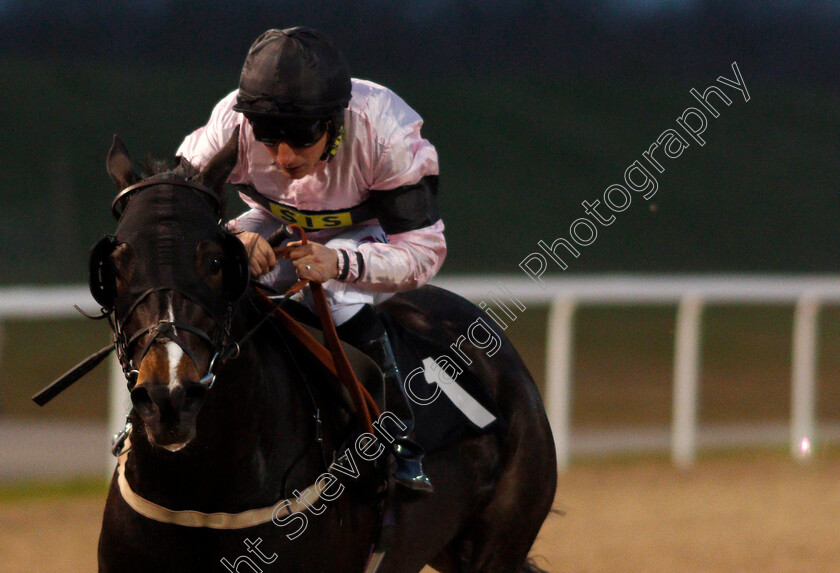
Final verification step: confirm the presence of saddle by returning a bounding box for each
[274,295,502,456]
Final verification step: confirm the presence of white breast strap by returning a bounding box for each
[117,437,320,529]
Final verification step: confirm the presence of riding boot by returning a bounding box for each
[359,332,434,494]
[338,305,434,494]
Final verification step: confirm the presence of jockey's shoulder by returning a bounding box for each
[347,80,424,149]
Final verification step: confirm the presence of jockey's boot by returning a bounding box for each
[338,305,434,494]
[360,332,434,494]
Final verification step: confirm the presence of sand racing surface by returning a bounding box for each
[2,451,838,573]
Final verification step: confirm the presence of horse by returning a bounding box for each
[95,130,557,573]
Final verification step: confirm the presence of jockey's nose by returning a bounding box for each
[268,142,296,166]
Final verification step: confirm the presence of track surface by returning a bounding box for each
[2,452,838,573]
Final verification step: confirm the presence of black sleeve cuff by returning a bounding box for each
[337,249,351,281]
[354,251,365,282]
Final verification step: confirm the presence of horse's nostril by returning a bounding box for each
[130,387,155,416]
[184,384,207,409]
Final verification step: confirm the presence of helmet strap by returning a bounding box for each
[320,122,345,163]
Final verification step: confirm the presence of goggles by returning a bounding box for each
[249,117,329,148]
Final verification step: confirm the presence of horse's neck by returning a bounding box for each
[126,339,320,509]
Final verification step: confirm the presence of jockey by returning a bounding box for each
[176,27,444,493]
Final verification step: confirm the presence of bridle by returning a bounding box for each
[30,174,272,408]
[107,286,239,390]
[33,172,392,564]
[33,174,379,442]
[111,174,224,220]
[90,172,250,391]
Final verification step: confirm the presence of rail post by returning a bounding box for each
[545,295,576,472]
[672,294,704,469]
[790,295,819,460]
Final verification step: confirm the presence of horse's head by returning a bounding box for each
[93,128,249,451]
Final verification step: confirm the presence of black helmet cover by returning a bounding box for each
[234,27,352,120]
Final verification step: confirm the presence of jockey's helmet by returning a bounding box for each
[234,27,351,158]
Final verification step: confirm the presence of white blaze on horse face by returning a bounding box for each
[165,295,183,388]
[167,295,177,333]
[166,341,184,388]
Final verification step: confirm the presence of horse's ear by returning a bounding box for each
[106,135,140,191]
[197,126,240,197]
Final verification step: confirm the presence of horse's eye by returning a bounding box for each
[209,257,223,274]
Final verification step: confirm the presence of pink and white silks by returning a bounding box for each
[177,79,447,324]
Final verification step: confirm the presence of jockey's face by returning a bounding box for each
[250,115,331,180]
[261,133,328,179]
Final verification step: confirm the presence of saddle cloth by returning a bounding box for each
[281,299,503,455]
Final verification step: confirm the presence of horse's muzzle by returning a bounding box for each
[131,382,206,451]
[130,343,208,451]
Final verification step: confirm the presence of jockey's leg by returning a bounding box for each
[315,226,432,494]
[335,304,433,494]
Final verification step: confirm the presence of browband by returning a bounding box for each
[112,174,221,220]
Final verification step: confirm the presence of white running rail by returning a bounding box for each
[431,275,840,470]
[2,275,838,475]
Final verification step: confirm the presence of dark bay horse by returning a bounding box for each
[96,131,557,572]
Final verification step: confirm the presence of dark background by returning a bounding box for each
[0,0,838,284]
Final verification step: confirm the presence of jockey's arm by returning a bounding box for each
[235,221,445,290]
[348,220,446,292]
[339,175,446,292]
[230,175,446,290]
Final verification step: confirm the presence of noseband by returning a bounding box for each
[111,286,238,390]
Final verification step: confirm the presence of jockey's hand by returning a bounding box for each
[278,241,339,283]
[236,231,276,277]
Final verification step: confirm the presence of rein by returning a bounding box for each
[277,225,380,429]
